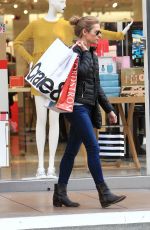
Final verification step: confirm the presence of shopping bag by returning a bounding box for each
[45,57,78,113]
[55,57,78,112]
[25,38,78,102]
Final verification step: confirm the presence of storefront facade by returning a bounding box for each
[144,0,150,175]
[0,0,150,191]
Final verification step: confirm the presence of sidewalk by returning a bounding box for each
[0,188,150,229]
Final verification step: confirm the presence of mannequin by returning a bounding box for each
[34,0,68,178]
[14,0,73,179]
[14,0,133,179]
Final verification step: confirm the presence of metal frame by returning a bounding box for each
[0,176,150,192]
[142,0,150,175]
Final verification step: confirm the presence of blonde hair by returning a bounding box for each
[69,15,100,37]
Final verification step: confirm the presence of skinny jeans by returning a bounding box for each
[58,105,104,185]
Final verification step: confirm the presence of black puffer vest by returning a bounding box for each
[73,45,113,113]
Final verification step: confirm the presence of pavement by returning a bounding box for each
[0,188,150,229]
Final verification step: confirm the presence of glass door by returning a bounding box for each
[1,0,150,181]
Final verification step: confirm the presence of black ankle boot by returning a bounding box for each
[96,182,126,208]
[53,184,80,207]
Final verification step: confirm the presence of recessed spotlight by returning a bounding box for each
[24,10,28,14]
[13,4,18,9]
[112,2,118,8]
[34,0,38,2]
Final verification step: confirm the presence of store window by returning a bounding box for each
[0,0,147,180]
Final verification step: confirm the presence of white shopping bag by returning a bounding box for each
[45,57,78,113]
[25,38,77,102]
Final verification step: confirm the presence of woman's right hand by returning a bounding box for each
[76,40,88,51]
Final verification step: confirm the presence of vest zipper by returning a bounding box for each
[82,82,86,98]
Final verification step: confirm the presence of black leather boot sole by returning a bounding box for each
[101,195,126,208]
[53,197,80,207]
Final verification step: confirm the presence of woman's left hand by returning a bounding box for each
[108,111,117,124]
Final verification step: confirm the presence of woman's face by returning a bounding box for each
[83,23,101,45]
[49,0,66,13]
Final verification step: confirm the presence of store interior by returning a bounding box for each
[0,0,146,180]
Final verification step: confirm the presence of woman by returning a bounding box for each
[53,16,126,208]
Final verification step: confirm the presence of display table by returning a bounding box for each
[8,87,31,93]
[108,96,145,104]
[108,96,145,169]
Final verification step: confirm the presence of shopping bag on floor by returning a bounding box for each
[25,38,78,103]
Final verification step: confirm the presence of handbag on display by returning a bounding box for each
[98,127,125,157]
[91,100,102,129]
[25,38,78,103]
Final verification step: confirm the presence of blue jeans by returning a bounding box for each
[58,105,104,185]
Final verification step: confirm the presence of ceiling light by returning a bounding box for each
[34,0,38,2]
[11,15,15,19]
[24,10,28,14]
[13,4,18,9]
[112,2,118,8]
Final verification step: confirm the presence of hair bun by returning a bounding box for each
[69,16,80,26]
